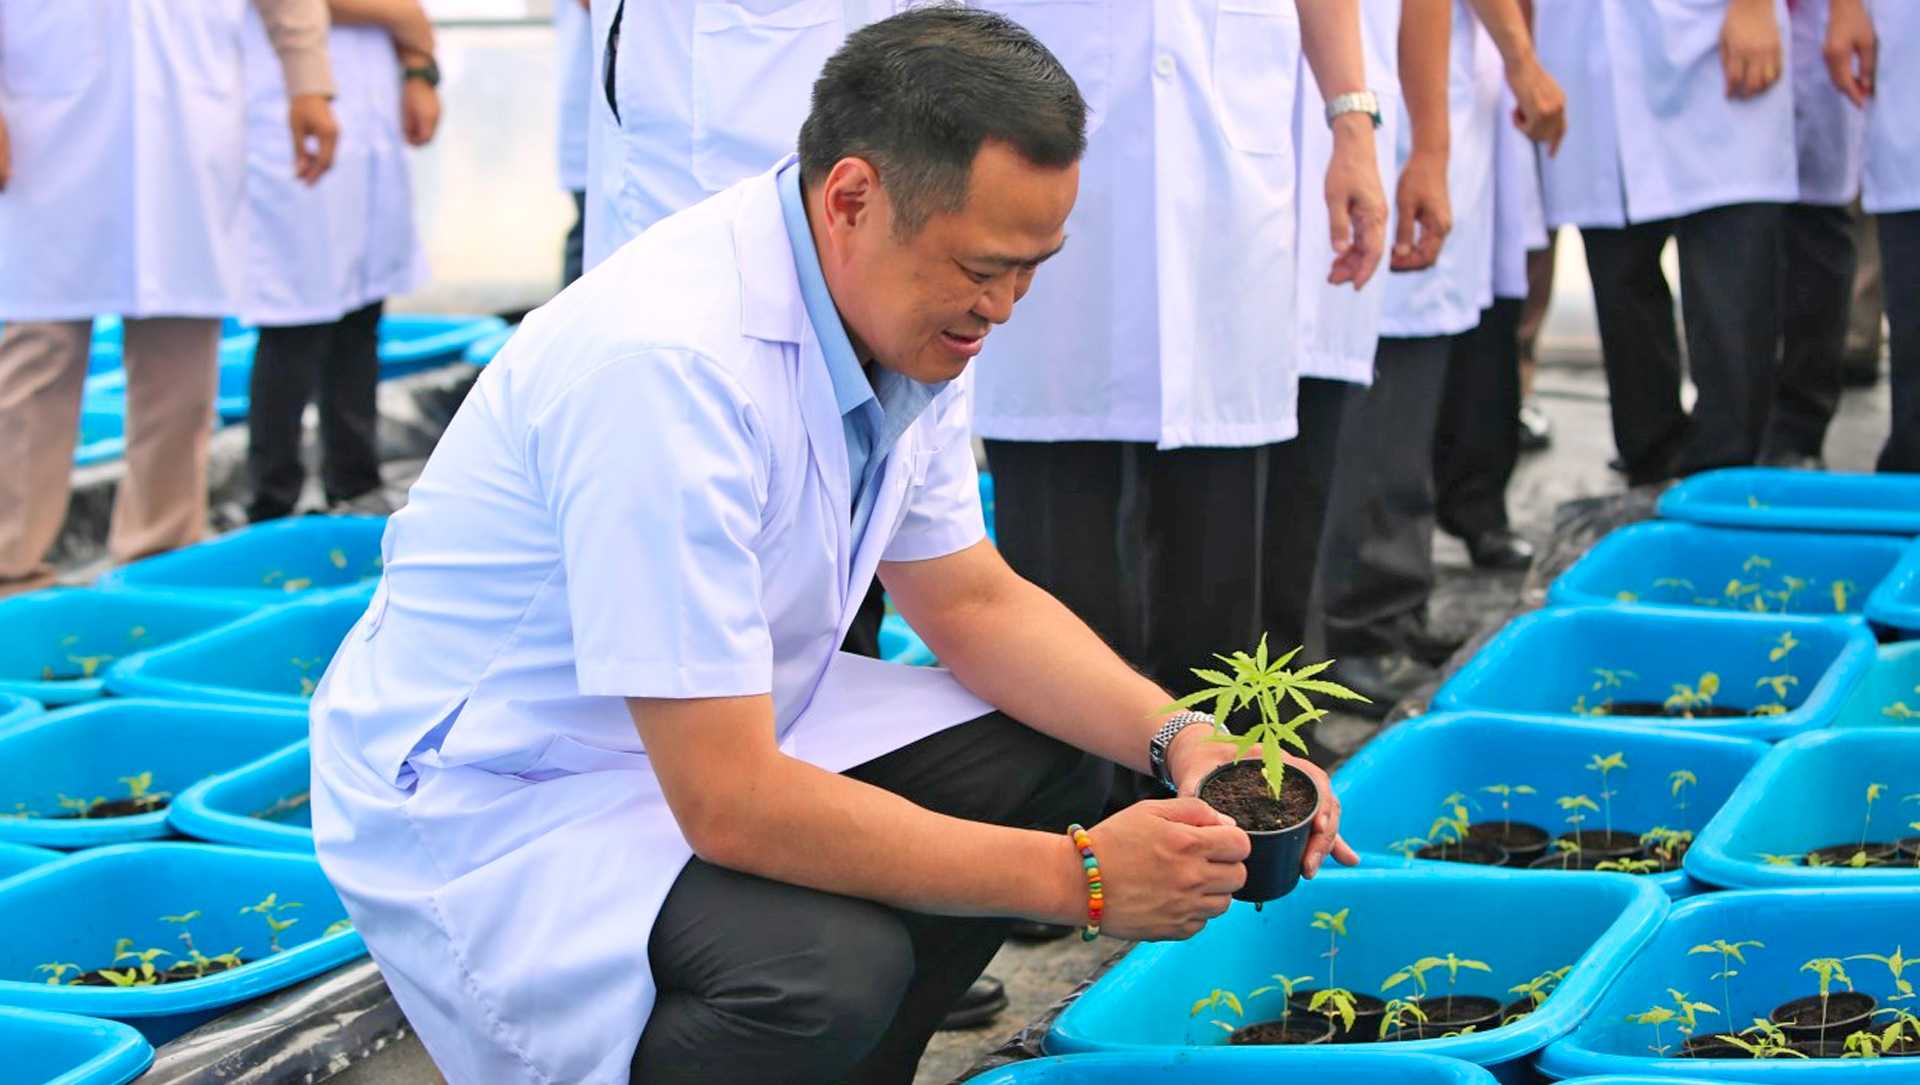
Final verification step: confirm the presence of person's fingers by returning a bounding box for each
[1188,822,1254,863]
[1392,199,1417,265]
[1547,115,1567,157]
[1153,795,1236,829]
[1859,38,1878,100]
[1351,207,1384,289]
[1328,185,1355,284]
[313,123,338,180]
[1196,893,1235,919]
[1330,836,1361,867]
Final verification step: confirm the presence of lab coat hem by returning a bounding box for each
[969,416,1165,445]
[1153,420,1301,451]
[1297,350,1375,386]
[1628,184,1800,226]
[1864,190,1920,216]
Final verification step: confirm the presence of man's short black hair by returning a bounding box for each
[797,5,1087,234]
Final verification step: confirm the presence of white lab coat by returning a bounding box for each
[1535,0,1797,228]
[309,161,997,1084]
[239,15,427,326]
[1379,0,1503,339]
[1294,0,1400,386]
[1492,87,1547,301]
[1863,0,1920,214]
[0,0,253,321]
[970,0,1303,449]
[555,0,591,193]
[1789,0,1863,206]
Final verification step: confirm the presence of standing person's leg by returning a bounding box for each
[1262,377,1355,652]
[247,320,330,522]
[316,300,386,509]
[1845,204,1884,383]
[1517,234,1558,452]
[1137,443,1267,691]
[984,440,1136,659]
[1434,301,1530,569]
[113,317,219,564]
[1875,211,1920,472]
[1580,220,1688,485]
[1672,202,1786,477]
[0,321,92,592]
[1761,202,1855,466]
[632,712,1108,1085]
[563,189,588,288]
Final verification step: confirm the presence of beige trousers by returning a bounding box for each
[0,317,219,593]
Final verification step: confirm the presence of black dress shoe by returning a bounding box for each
[1757,449,1826,471]
[1325,653,1437,719]
[1007,920,1074,942]
[1518,401,1553,453]
[1464,529,1535,571]
[939,975,1009,1031]
[1391,615,1467,668]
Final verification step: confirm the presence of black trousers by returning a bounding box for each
[630,712,1108,1085]
[1763,202,1857,460]
[1262,377,1355,651]
[1317,336,1450,657]
[564,189,587,288]
[1878,210,1920,472]
[1581,202,1784,484]
[245,299,384,522]
[984,439,1267,693]
[1435,300,1522,539]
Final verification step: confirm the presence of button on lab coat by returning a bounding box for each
[309,160,996,1084]
[1863,0,1920,214]
[1535,0,1797,228]
[970,0,1303,449]
[239,15,427,325]
[0,0,253,320]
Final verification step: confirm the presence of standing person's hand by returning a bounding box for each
[1081,797,1250,941]
[401,78,441,146]
[1505,52,1567,154]
[1721,0,1783,100]
[1391,148,1451,272]
[1823,0,1876,107]
[0,109,11,192]
[288,93,340,184]
[1325,114,1389,289]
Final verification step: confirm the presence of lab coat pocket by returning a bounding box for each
[1212,0,1300,156]
[689,0,843,192]
[971,0,1109,137]
[0,4,103,97]
[167,0,250,98]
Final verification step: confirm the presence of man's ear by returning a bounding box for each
[818,156,889,245]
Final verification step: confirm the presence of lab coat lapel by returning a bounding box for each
[841,438,915,640]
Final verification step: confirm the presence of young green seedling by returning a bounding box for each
[160,910,211,977]
[325,918,353,936]
[1308,987,1358,1034]
[1378,997,1428,1041]
[1759,852,1805,866]
[1802,957,1855,1047]
[54,793,102,817]
[1665,987,1719,1041]
[1668,770,1698,827]
[1834,580,1857,613]
[1575,668,1636,716]
[1555,795,1597,856]
[1189,988,1244,1038]
[1664,674,1719,719]
[1505,966,1571,1023]
[1722,1017,1809,1059]
[1481,783,1535,834]
[1386,954,1491,1018]
[1849,947,1915,1003]
[34,962,79,986]
[1845,1027,1888,1058]
[1595,857,1661,874]
[1388,837,1430,864]
[239,893,303,954]
[1625,1003,1678,1056]
[112,938,172,984]
[1639,826,1694,866]
[1311,909,1348,989]
[329,548,349,570]
[1585,752,1628,838]
[1875,1007,1920,1053]
[1161,635,1366,804]
[1689,939,1764,1026]
[1427,794,1472,856]
[1860,783,1889,862]
[1248,974,1314,1027]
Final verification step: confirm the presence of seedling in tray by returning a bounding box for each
[1689,938,1764,1028]
[1188,987,1245,1039]
[1806,782,1900,869]
[48,770,172,820]
[1383,953,1495,1031]
[1502,965,1571,1025]
[240,892,302,953]
[1377,997,1428,1041]
[1626,987,1719,1056]
[1782,957,1873,1049]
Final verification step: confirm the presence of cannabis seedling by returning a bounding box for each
[1505,966,1571,1024]
[161,910,213,978]
[1162,636,1367,803]
[1308,988,1358,1034]
[1722,1017,1808,1059]
[1802,957,1855,1047]
[1585,753,1626,838]
[1189,988,1244,1038]
[1849,946,1915,1003]
[111,938,172,985]
[1639,827,1693,866]
[239,893,303,954]
[1378,997,1428,1041]
[1481,783,1536,834]
[1625,1003,1678,1056]
[1668,770,1698,828]
[1859,783,1888,863]
[1385,954,1490,1019]
[1595,857,1661,874]
[1311,909,1348,989]
[1664,673,1720,718]
[1556,794,1598,843]
[1665,987,1719,1042]
[1248,974,1315,1028]
[34,962,79,986]
[1688,938,1763,1026]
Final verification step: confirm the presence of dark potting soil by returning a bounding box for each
[1411,995,1502,1029]
[1771,991,1876,1036]
[1807,842,1902,867]
[1557,829,1641,858]
[1416,839,1508,866]
[1467,820,1549,859]
[1606,701,1761,719]
[1228,1018,1334,1046]
[1198,762,1316,833]
[1499,997,1539,1025]
[1679,1035,1748,1058]
[68,958,245,987]
[48,793,171,820]
[1899,836,1920,860]
[1527,849,1672,874]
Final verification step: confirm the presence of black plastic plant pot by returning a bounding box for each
[1197,761,1321,905]
[1468,821,1550,865]
[1415,839,1509,866]
[1498,996,1539,1026]
[1770,991,1877,1040]
[1527,851,1613,871]
[1227,1014,1336,1046]
[1412,995,1503,1032]
[1679,1035,1748,1059]
[1898,836,1920,861]
[1287,989,1386,1044]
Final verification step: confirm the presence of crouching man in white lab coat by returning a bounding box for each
[308,11,1357,1085]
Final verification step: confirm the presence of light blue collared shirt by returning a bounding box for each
[777,162,945,541]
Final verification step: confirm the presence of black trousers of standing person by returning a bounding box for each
[1435,299,1523,540]
[1262,377,1356,652]
[245,300,384,523]
[630,711,1108,1085]
[1762,203,1857,462]
[1580,202,1784,485]
[563,189,587,288]
[1317,336,1450,658]
[1877,210,1920,472]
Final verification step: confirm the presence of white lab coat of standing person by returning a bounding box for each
[308,159,999,1083]
[1858,0,1917,215]
[556,0,591,197]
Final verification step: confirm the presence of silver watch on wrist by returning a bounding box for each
[1148,711,1215,793]
[1325,89,1382,129]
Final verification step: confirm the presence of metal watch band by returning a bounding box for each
[1149,711,1215,792]
[1325,89,1382,129]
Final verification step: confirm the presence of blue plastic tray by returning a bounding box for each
[1549,522,1908,622]
[94,516,385,607]
[1685,728,1920,889]
[0,692,42,732]
[0,590,253,706]
[0,1005,152,1085]
[1333,713,1768,898]
[1829,642,1920,730]
[879,613,937,666]
[0,843,61,881]
[377,314,509,377]
[1862,541,1920,638]
[106,586,372,709]
[980,470,997,542]
[0,843,365,1043]
[0,700,308,848]
[1432,607,1876,742]
[1538,887,1920,1080]
[1043,865,1668,1077]
[966,1050,1498,1084]
[73,408,127,467]
[461,324,516,367]
[1659,468,1920,535]
[1550,1079,1751,1084]
[169,740,313,853]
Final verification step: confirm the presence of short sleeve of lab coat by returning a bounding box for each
[527,351,775,699]
[883,377,987,563]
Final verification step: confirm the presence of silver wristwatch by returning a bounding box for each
[1325,89,1382,129]
[1148,711,1216,793]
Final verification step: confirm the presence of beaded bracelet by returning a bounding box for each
[1067,823,1102,941]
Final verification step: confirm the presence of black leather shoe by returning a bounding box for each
[1325,653,1437,719]
[1464,529,1535,571]
[1518,400,1553,453]
[1757,449,1826,471]
[939,975,1009,1031]
[1007,920,1075,943]
[1391,615,1467,668]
